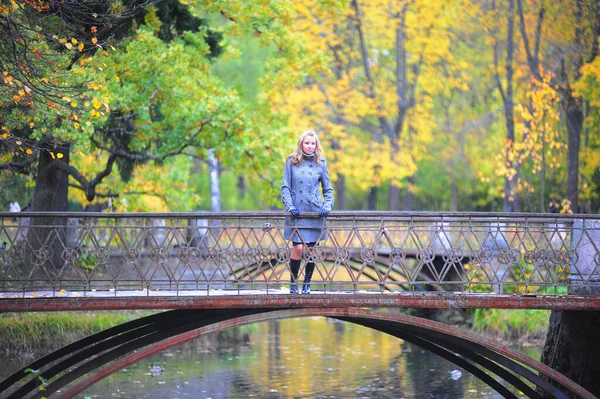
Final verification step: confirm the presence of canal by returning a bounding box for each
[1,317,541,398]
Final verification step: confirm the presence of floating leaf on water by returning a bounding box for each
[449,369,463,380]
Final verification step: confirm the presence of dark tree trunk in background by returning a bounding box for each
[451,177,458,211]
[540,311,600,398]
[540,219,600,397]
[33,144,70,212]
[389,185,401,211]
[501,0,520,213]
[236,176,246,199]
[335,174,346,210]
[368,187,377,210]
[564,93,584,213]
[28,144,71,277]
[404,175,414,211]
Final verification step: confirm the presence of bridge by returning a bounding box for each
[1,211,599,398]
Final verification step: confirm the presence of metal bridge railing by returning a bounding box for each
[0,212,599,297]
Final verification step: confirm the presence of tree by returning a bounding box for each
[0,0,150,211]
[575,55,600,212]
[1,0,341,213]
[516,0,599,212]
[511,2,600,396]
[489,0,521,211]
[273,0,475,210]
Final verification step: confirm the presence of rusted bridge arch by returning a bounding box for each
[0,309,595,399]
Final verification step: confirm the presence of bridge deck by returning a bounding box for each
[1,290,599,312]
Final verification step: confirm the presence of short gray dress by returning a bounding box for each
[281,153,334,243]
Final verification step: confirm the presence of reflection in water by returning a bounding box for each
[1,318,539,398]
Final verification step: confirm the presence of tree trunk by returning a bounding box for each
[335,174,346,210]
[541,125,546,212]
[236,176,246,199]
[368,187,377,210]
[540,311,600,398]
[502,0,520,213]
[389,184,401,211]
[404,175,414,211]
[565,94,583,214]
[33,144,70,212]
[389,5,411,212]
[451,177,458,211]
[208,149,221,212]
[540,219,600,397]
[28,143,71,279]
[404,127,415,211]
[352,0,397,212]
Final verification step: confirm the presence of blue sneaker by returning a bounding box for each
[301,283,311,294]
[290,283,299,294]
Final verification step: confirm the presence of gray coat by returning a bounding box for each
[281,153,334,243]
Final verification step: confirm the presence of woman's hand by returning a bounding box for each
[319,208,330,217]
[290,207,300,216]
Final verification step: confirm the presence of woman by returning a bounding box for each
[281,130,334,294]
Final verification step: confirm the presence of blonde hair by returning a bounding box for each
[288,130,323,165]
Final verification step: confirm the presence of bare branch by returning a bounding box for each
[68,184,171,204]
[87,153,118,199]
[308,77,349,125]
[66,0,160,69]
[493,40,507,104]
[517,0,544,80]
[49,153,117,201]
[243,150,278,184]
[0,157,36,172]
[350,0,393,142]
[91,118,211,163]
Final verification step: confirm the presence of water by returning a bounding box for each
[2,318,541,399]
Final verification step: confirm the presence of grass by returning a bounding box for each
[1,308,547,353]
[472,308,550,343]
[0,311,258,353]
[0,311,156,352]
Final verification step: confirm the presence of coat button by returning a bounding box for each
[300,181,303,184]
[300,200,304,204]
[300,190,303,193]
[309,172,312,176]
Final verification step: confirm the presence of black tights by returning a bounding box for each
[290,242,316,284]
[289,259,315,283]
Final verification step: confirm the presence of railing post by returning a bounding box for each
[570,219,600,295]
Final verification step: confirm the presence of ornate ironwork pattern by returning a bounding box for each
[0,212,599,296]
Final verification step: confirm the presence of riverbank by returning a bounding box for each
[471,308,550,346]
[0,311,253,355]
[0,308,549,354]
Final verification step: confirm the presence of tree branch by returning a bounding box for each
[493,40,507,104]
[91,118,211,163]
[68,184,171,203]
[66,0,160,69]
[516,0,544,80]
[50,153,117,201]
[588,0,600,63]
[351,0,393,142]
[0,157,36,172]
[308,77,350,125]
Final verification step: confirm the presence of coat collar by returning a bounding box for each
[302,151,316,161]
